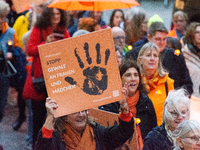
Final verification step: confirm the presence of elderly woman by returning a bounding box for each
[0,0,21,122]
[99,59,157,149]
[182,22,200,99]
[143,88,191,150]
[34,86,134,150]
[137,42,174,126]
[22,7,70,148]
[174,120,200,150]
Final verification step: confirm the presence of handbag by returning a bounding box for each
[31,28,46,93]
[31,65,46,93]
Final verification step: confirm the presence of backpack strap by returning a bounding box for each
[165,81,168,97]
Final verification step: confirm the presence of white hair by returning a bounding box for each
[173,120,200,150]
[0,0,10,17]
[72,29,89,37]
[163,88,190,127]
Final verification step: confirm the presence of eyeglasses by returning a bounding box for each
[113,36,125,41]
[174,20,185,23]
[169,110,188,118]
[184,136,200,144]
[169,111,180,118]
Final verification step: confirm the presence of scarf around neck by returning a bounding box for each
[142,70,159,92]
[61,123,96,150]
[126,90,143,150]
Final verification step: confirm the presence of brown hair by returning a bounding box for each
[78,17,95,32]
[148,22,168,38]
[184,22,200,45]
[125,11,146,45]
[109,9,125,28]
[35,7,69,29]
[120,59,148,94]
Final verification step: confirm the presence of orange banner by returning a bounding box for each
[89,108,138,150]
[38,29,124,117]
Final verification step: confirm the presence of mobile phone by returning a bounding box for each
[53,29,64,40]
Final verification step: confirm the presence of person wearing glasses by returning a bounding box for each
[174,120,200,150]
[34,86,134,150]
[111,27,129,58]
[167,11,188,39]
[182,22,200,99]
[125,21,193,97]
[143,88,190,150]
[137,42,174,126]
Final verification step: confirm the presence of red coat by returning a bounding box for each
[23,26,70,100]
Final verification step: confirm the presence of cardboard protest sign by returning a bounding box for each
[89,108,138,150]
[38,29,124,117]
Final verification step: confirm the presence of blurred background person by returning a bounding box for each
[5,0,24,27]
[109,9,125,28]
[34,89,134,149]
[87,11,108,30]
[22,7,70,149]
[115,45,122,66]
[143,88,190,150]
[0,0,20,122]
[99,59,157,147]
[67,11,85,37]
[77,17,95,32]
[167,11,188,39]
[173,120,200,150]
[112,27,129,58]
[125,7,148,46]
[166,36,182,51]
[182,22,200,99]
[137,42,174,126]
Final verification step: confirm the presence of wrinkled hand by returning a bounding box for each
[45,34,56,43]
[45,97,58,117]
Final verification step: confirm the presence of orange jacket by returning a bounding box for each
[147,74,174,126]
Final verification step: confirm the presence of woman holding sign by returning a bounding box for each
[99,59,157,149]
[34,85,134,150]
[23,7,70,148]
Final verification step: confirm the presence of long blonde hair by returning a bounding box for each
[137,42,167,77]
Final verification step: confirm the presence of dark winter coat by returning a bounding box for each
[142,124,173,150]
[99,92,157,139]
[34,117,134,150]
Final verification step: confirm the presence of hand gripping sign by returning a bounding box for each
[38,29,124,117]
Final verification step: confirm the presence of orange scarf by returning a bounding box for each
[126,90,143,150]
[61,123,96,150]
[142,70,159,92]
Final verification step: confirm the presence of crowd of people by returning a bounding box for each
[0,0,200,149]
